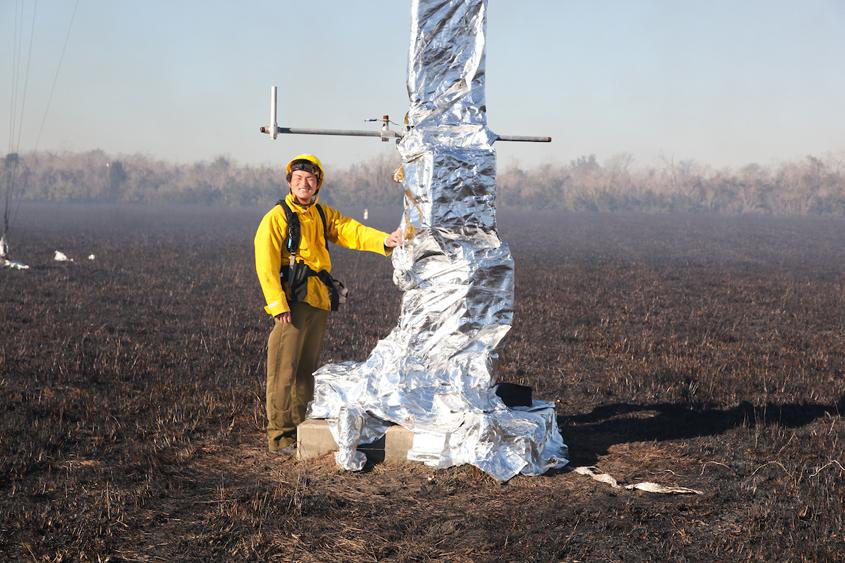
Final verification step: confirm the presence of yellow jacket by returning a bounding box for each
[255,193,391,316]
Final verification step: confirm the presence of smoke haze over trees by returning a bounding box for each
[7,150,845,215]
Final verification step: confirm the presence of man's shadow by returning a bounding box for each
[559,394,844,467]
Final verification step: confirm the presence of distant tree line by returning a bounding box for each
[498,153,845,215]
[8,149,845,215]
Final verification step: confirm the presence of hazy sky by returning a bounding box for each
[2,0,844,171]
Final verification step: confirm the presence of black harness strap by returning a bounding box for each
[276,200,330,253]
[276,200,344,311]
[314,203,330,255]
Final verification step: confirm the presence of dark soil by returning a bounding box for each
[1,203,843,561]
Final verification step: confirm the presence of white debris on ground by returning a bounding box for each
[2,258,29,270]
[573,466,703,495]
[54,251,73,262]
[1,235,29,269]
[88,254,95,260]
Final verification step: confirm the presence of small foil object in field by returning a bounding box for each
[308,0,568,481]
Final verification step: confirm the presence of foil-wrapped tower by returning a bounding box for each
[308,0,568,481]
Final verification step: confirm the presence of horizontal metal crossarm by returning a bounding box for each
[495,134,552,143]
[259,126,401,139]
[259,126,550,143]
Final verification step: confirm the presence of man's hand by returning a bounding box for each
[384,228,403,249]
[274,312,292,324]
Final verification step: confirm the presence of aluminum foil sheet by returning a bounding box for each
[308,0,568,481]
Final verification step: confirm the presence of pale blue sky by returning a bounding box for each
[2,0,844,171]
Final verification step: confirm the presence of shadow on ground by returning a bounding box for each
[561,394,844,466]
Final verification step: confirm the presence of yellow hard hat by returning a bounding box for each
[285,154,324,189]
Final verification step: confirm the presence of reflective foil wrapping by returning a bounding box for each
[308,0,569,481]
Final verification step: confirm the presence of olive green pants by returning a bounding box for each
[266,302,329,452]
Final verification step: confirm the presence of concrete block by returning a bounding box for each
[296,418,414,463]
[296,419,338,460]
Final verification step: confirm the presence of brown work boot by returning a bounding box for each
[268,433,296,455]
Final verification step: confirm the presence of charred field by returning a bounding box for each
[1,202,843,561]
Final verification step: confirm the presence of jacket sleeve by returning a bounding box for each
[254,209,290,316]
[325,206,392,256]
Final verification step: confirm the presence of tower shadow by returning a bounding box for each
[558,394,844,467]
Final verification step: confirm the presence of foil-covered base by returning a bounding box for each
[309,362,568,482]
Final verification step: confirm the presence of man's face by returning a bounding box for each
[289,170,319,204]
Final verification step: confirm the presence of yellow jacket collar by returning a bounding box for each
[285,192,319,212]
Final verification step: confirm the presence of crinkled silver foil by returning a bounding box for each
[308,0,568,481]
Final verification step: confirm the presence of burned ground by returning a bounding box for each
[1,203,843,561]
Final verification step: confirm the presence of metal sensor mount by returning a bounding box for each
[258,86,551,143]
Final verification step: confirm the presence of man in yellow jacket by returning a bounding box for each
[255,154,402,454]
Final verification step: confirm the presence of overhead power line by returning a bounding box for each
[7,0,22,155]
[15,0,39,154]
[34,0,80,152]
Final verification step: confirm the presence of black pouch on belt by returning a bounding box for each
[316,270,348,311]
[282,261,311,303]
